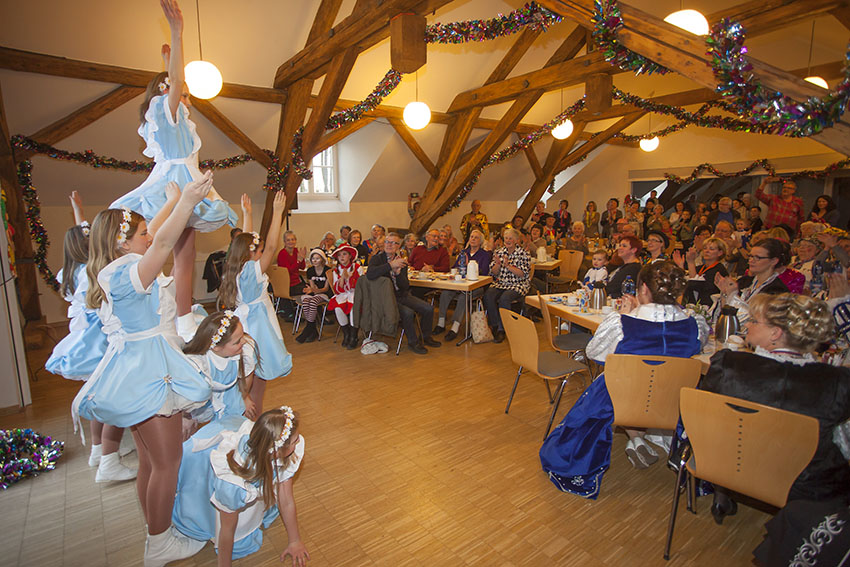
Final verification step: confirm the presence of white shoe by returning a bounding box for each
[144,527,206,567]
[88,444,103,467]
[118,433,136,457]
[633,437,659,466]
[625,438,650,469]
[95,452,137,483]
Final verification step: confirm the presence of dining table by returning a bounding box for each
[408,271,493,346]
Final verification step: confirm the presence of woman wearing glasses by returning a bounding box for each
[714,237,790,321]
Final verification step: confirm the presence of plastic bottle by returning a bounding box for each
[810,260,824,295]
[621,275,636,296]
[458,250,468,277]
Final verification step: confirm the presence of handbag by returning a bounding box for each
[470,300,493,343]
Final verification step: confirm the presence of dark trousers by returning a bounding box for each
[397,291,434,346]
[484,287,523,330]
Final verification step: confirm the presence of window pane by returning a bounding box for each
[313,167,333,193]
[298,179,309,193]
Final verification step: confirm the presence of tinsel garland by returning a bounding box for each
[425,2,562,44]
[16,161,59,290]
[592,0,669,76]
[664,158,850,185]
[325,69,405,132]
[0,428,64,490]
[706,19,850,137]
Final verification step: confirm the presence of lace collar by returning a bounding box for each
[753,345,816,366]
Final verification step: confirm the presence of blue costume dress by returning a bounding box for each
[72,254,211,433]
[172,418,305,559]
[45,265,108,380]
[187,340,257,424]
[110,94,236,232]
[234,261,292,380]
[539,307,702,499]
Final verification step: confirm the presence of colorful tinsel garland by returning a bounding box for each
[425,2,562,44]
[592,0,669,76]
[0,428,64,490]
[16,161,58,290]
[663,158,850,185]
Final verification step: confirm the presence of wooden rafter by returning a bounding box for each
[708,0,845,37]
[521,137,544,181]
[388,118,437,177]
[0,83,41,320]
[190,97,273,169]
[314,117,376,156]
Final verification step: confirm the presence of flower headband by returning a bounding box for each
[157,76,170,93]
[249,232,261,252]
[79,221,90,237]
[116,209,132,245]
[210,310,235,348]
[270,406,296,453]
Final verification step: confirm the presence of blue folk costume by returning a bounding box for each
[45,265,108,380]
[539,305,704,499]
[172,418,305,559]
[234,261,292,380]
[111,94,236,232]
[187,339,257,424]
[72,254,211,434]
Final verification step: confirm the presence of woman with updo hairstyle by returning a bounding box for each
[715,237,790,321]
[699,293,850,528]
[540,261,710,499]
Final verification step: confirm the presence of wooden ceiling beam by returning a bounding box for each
[190,97,273,169]
[388,117,437,177]
[709,0,845,37]
[832,5,850,30]
[521,135,545,181]
[314,116,376,156]
[273,0,453,87]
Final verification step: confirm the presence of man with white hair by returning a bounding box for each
[756,176,805,234]
[707,196,740,228]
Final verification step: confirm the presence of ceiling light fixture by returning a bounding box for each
[664,0,709,36]
[804,20,829,89]
[551,88,574,140]
[640,113,659,152]
[184,0,222,99]
[403,70,431,130]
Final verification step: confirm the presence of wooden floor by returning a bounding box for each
[0,317,770,566]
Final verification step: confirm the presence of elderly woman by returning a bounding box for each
[347,229,370,265]
[699,293,850,527]
[715,238,790,322]
[679,237,728,305]
[434,229,492,341]
[318,231,336,255]
[540,262,709,498]
[484,228,531,343]
[562,221,590,255]
[790,237,822,291]
[401,232,419,259]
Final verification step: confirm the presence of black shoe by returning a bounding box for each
[444,330,458,341]
[339,325,351,348]
[423,337,442,348]
[408,343,428,355]
[346,328,360,350]
[433,325,446,335]
[295,325,311,343]
[710,498,738,525]
[304,323,319,343]
[493,329,506,343]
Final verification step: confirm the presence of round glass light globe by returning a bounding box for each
[184,60,223,99]
[804,76,829,89]
[639,137,660,152]
[403,101,431,130]
[551,119,574,140]
[663,9,710,36]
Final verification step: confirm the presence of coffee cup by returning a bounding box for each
[450,268,458,276]
[602,306,613,314]
[454,274,463,281]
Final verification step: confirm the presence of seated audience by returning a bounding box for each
[643,230,669,263]
[707,197,740,228]
[530,201,547,225]
[295,249,331,343]
[562,221,590,256]
[335,225,351,247]
[715,237,791,322]
[434,229,492,341]
[484,228,531,343]
[606,236,642,298]
[583,250,609,288]
[318,231,336,255]
[525,223,547,255]
[600,198,623,239]
[348,229,370,265]
[409,229,449,272]
[276,230,307,319]
[401,232,419,259]
[327,244,361,349]
[440,224,461,257]
[365,224,385,254]
[678,237,728,306]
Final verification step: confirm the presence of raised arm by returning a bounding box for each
[69,191,86,225]
[276,479,310,567]
[240,194,253,233]
[259,191,285,274]
[161,0,185,122]
[147,181,181,236]
[137,171,212,288]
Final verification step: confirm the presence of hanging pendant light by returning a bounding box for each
[551,88,574,140]
[184,0,222,99]
[640,113,659,152]
[803,20,829,89]
[664,1,709,36]
[403,70,431,130]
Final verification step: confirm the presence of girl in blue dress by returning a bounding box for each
[219,191,291,414]
[110,0,237,339]
[72,173,215,566]
[46,192,136,483]
[172,406,310,566]
[183,311,259,426]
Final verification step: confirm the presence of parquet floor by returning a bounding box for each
[0,318,770,566]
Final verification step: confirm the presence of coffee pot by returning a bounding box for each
[715,305,740,344]
[590,281,607,311]
[466,260,479,281]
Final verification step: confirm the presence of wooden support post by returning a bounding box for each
[584,73,613,114]
[390,13,427,73]
[0,83,41,320]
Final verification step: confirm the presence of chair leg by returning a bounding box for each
[686,470,696,514]
[663,460,688,560]
[334,325,341,343]
[543,380,554,404]
[396,329,405,355]
[505,367,523,413]
[316,304,327,341]
[544,378,568,440]
[293,304,302,334]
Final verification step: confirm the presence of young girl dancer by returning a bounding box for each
[326,244,360,349]
[295,249,330,344]
[219,191,291,413]
[72,173,215,566]
[111,0,236,340]
[183,311,258,426]
[46,192,136,482]
[172,406,310,566]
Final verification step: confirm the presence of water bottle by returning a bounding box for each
[621,275,636,297]
[810,260,824,294]
[458,250,468,277]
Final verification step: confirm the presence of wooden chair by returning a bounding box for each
[537,292,592,383]
[547,249,584,291]
[604,354,703,431]
[663,388,819,560]
[500,308,588,440]
[267,266,292,312]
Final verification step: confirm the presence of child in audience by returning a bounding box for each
[295,249,331,343]
[583,250,609,287]
[733,217,752,250]
[172,406,310,566]
[219,191,291,413]
[327,245,360,349]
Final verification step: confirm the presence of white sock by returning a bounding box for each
[176,313,198,342]
[438,316,445,327]
[450,321,461,332]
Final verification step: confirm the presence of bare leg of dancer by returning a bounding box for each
[249,378,267,415]
[134,414,183,535]
[173,227,195,317]
[131,426,151,521]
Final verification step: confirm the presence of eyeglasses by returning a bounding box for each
[386,240,401,246]
[648,238,664,244]
[749,254,771,261]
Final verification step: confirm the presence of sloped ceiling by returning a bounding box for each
[1,0,848,210]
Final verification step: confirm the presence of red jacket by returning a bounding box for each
[408,245,450,272]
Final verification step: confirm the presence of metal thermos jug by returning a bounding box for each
[590,281,607,311]
[715,306,740,344]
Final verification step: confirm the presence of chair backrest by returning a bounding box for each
[605,354,702,429]
[537,291,557,351]
[680,388,819,508]
[267,266,291,299]
[558,249,584,280]
[499,308,540,373]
